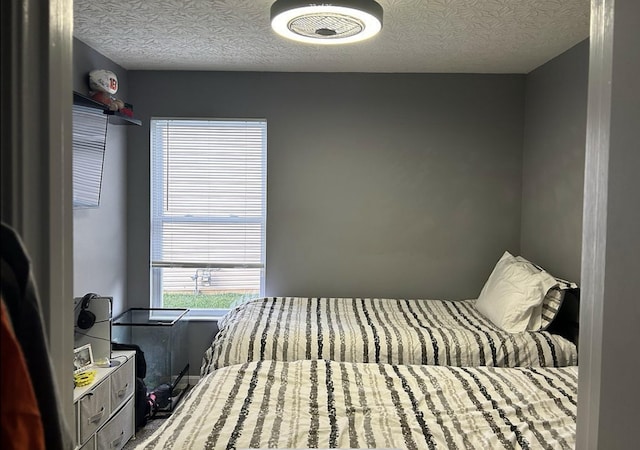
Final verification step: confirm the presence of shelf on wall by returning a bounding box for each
[73,91,142,126]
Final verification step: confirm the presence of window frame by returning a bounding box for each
[149,117,267,319]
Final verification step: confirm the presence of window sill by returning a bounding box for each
[182,315,222,322]
[183,310,227,322]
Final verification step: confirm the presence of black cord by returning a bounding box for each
[92,319,110,325]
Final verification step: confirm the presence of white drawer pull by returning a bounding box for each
[116,383,129,398]
[111,430,124,448]
[88,406,105,424]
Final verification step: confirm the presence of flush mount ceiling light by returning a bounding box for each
[271,0,383,45]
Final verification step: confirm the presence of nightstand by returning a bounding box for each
[73,350,135,450]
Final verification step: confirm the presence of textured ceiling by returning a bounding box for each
[73,0,590,74]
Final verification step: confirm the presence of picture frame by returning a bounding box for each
[73,343,94,374]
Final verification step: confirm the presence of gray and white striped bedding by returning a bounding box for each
[139,359,578,449]
[201,297,578,374]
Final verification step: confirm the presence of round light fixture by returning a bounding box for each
[271,0,383,45]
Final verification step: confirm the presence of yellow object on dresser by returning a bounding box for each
[73,370,96,387]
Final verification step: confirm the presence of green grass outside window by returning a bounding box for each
[162,292,258,309]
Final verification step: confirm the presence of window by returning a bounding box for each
[150,119,266,317]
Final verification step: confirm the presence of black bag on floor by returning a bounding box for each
[112,342,151,429]
[111,342,147,379]
[135,377,151,429]
[150,383,172,410]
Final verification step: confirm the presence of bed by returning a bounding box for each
[201,252,580,372]
[137,359,577,449]
[201,296,578,372]
[138,252,579,449]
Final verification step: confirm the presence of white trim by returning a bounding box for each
[576,0,613,448]
[181,310,226,321]
[152,261,264,269]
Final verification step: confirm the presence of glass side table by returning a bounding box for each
[112,308,189,413]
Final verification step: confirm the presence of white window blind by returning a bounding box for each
[150,119,266,315]
[72,105,108,208]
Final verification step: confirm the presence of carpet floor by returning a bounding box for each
[122,417,167,449]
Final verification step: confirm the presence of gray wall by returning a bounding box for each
[127,72,526,310]
[188,321,219,376]
[520,40,589,283]
[73,38,129,316]
[82,42,591,378]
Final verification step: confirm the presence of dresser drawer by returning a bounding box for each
[110,357,134,413]
[78,378,110,444]
[96,397,134,450]
[78,434,95,450]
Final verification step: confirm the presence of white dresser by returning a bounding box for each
[73,350,136,450]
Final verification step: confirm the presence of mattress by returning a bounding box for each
[138,359,577,449]
[201,297,578,373]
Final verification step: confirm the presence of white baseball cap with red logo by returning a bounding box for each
[89,69,119,95]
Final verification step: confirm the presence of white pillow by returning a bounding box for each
[513,255,578,330]
[476,251,557,333]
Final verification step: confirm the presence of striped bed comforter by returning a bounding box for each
[201,297,578,374]
[139,359,578,450]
